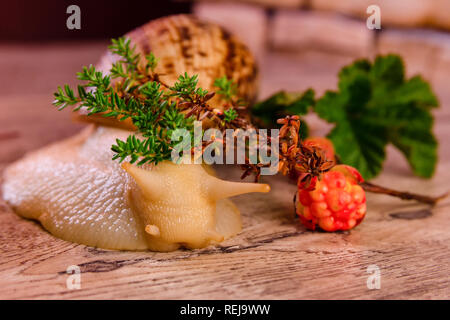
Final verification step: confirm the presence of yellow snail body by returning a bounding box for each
[3,126,269,251]
[2,15,265,251]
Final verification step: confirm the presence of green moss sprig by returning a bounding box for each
[53,37,249,166]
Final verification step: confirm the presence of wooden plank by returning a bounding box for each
[311,0,450,30]
[269,10,374,57]
[0,43,449,299]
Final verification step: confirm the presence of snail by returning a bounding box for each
[74,14,259,130]
[2,15,268,252]
[3,126,269,251]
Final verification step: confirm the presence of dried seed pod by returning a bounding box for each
[74,14,258,130]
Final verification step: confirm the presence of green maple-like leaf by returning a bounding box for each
[314,54,438,179]
[251,54,439,180]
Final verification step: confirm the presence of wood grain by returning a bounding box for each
[0,43,449,300]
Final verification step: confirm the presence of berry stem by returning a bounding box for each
[360,181,448,206]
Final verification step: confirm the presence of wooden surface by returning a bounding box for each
[0,42,449,299]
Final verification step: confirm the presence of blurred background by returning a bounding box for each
[1,0,449,174]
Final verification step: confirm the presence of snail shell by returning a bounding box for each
[75,14,259,130]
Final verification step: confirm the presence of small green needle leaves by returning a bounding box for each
[53,37,243,167]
